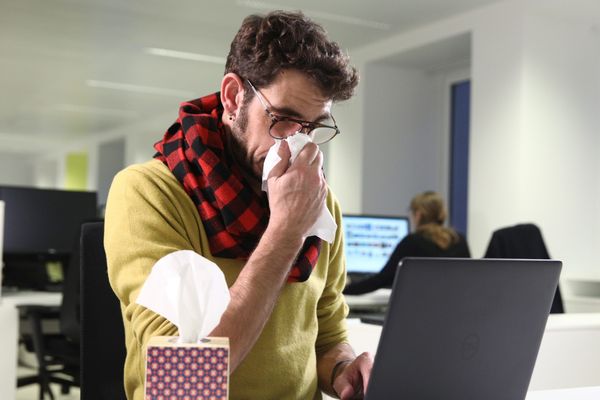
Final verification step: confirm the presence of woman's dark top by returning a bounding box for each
[343,232,471,295]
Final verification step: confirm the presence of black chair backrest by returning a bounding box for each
[80,221,127,400]
[484,223,550,259]
[484,223,564,313]
[61,219,103,344]
[60,241,81,344]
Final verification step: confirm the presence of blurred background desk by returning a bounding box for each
[0,290,61,400]
[563,278,600,313]
[344,288,390,319]
[526,386,600,399]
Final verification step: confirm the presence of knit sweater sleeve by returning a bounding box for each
[104,162,203,355]
[314,191,350,355]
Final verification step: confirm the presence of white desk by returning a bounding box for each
[526,386,600,399]
[323,384,600,400]
[529,313,600,390]
[0,290,61,400]
[344,288,390,310]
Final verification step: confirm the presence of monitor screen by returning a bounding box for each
[0,186,98,255]
[343,214,410,274]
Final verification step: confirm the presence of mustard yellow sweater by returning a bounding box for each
[104,159,349,400]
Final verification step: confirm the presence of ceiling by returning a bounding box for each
[0,0,504,149]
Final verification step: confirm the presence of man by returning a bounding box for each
[105,10,372,399]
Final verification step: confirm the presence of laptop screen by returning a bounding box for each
[343,214,410,274]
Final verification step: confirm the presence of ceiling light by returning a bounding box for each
[145,47,226,64]
[86,80,195,98]
[236,0,391,30]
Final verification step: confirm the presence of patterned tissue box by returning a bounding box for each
[145,336,229,400]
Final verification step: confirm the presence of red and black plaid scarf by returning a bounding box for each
[154,93,321,282]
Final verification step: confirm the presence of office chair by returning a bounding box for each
[16,233,82,399]
[484,223,564,313]
[80,221,127,400]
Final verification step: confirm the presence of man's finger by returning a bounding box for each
[268,140,291,179]
[312,150,324,170]
[359,355,372,394]
[339,384,356,400]
[293,142,320,166]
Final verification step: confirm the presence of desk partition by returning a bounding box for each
[0,200,4,296]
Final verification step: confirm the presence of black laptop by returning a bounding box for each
[365,257,561,400]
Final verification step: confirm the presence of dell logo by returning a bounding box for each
[461,334,480,360]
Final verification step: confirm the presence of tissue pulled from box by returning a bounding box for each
[136,250,231,343]
[261,134,337,243]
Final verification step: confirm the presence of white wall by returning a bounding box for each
[97,138,125,206]
[328,3,478,214]
[328,90,364,213]
[359,61,471,218]
[33,158,60,189]
[330,0,600,282]
[125,128,164,166]
[469,3,600,279]
[467,3,527,255]
[361,63,444,216]
[0,152,34,187]
[520,13,600,278]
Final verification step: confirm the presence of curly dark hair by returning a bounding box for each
[225,11,358,101]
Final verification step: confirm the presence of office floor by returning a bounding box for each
[16,367,79,400]
[16,347,79,400]
[16,378,79,399]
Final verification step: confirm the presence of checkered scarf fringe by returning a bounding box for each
[153,93,320,282]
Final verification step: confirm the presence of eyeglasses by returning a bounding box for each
[246,80,340,145]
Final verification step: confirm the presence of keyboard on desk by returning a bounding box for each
[344,288,392,313]
[360,314,385,326]
[346,272,374,286]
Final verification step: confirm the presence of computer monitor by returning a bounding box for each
[0,186,98,255]
[342,214,410,275]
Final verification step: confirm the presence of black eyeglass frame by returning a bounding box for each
[246,79,340,144]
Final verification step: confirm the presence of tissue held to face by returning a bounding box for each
[229,69,333,180]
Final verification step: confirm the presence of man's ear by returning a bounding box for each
[220,73,246,119]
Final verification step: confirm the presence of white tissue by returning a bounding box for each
[261,134,337,243]
[136,250,231,343]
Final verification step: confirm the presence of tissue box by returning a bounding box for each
[145,336,229,400]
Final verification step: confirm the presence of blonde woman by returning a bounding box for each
[344,191,470,295]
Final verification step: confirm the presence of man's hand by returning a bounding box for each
[266,140,326,241]
[209,140,326,371]
[332,352,374,399]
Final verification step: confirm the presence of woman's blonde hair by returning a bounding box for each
[410,191,459,249]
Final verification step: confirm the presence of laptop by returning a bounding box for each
[342,214,410,283]
[365,257,561,400]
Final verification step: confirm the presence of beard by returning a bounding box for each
[227,102,260,181]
